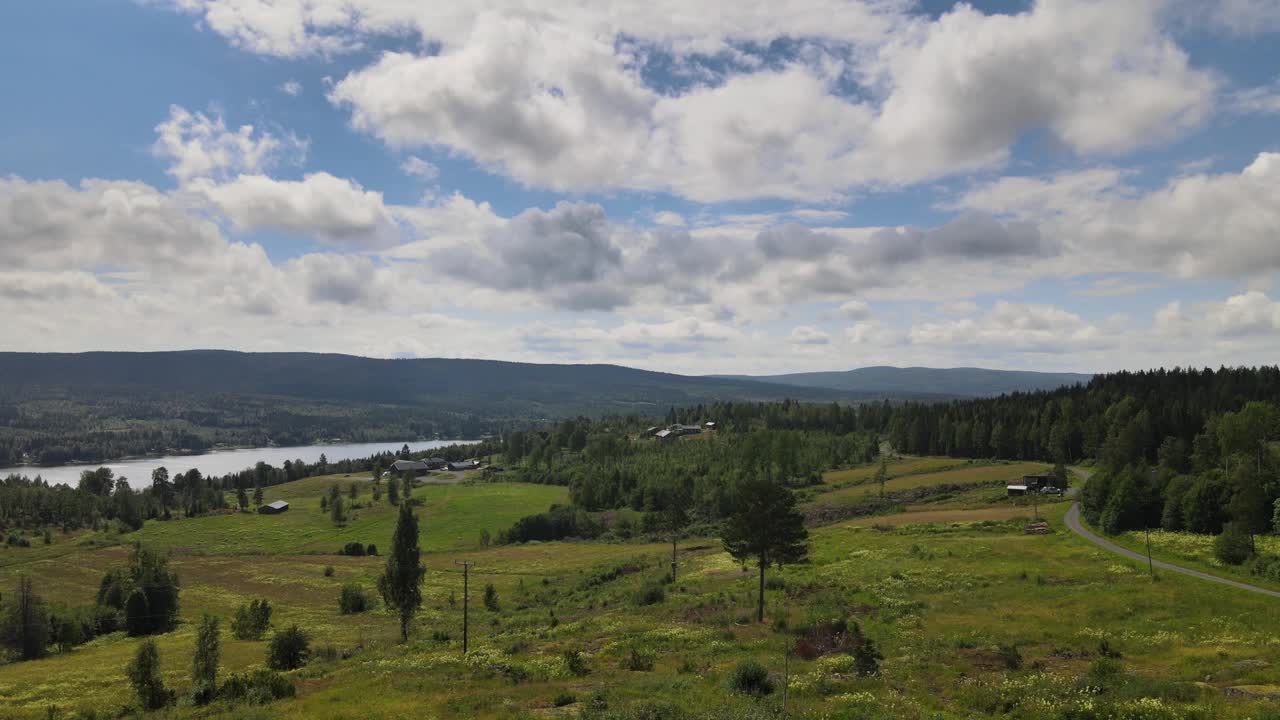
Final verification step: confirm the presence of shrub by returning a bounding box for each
[851,625,883,676]
[219,670,295,705]
[42,528,52,545]
[634,583,665,606]
[231,599,272,640]
[484,583,500,612]
[1214,522,1254,565]
[323,566,335,577]
[564,649,591,677]
[553,691,577,707]
[6,533,30,547]
[338,585,369,614]
[625,648,655,671]
[998,644,1023,670]
[728,660,775,696]
[339,542,365,557]
[267,625,310,670]
[366,544,378,556]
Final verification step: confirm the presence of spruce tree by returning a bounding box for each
[379,502,425,642]
[0,575,49,660]
[722,476,808,622]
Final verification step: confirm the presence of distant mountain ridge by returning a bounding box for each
[714,366,1092,398]
[0,351,946,412]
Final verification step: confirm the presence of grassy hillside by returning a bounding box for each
[3,461,1279,719]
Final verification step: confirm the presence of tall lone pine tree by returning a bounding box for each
[722,476,809,623]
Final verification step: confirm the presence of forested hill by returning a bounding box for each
[0,351,927,407]
[718,366,1093,398]
[0,351,943,465]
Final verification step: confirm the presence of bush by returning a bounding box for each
[625,648,655,671]
[6,533,30,547]
[484,583,501,612]
[634,583,665,606]
[851,625,883,676]
[338,585,368,614]
[365,544,378,556]
[267,625,310,670]
[554,691,577,707]
[323,565,335,577]
[1215,522,1254,565]
[339,542,365,557]
[219,669,295,705]
[728,660,775,696]
[564,649,591,677]
[231,599,272,640]
[998,643,1023,670]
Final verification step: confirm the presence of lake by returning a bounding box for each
[0,439,479,487]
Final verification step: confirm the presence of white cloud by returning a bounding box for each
[958,152,1280,279]
[653,211,685,227]
[400,155,439,179]
[837,300,871,321]
[153,105,306,183]
[279,79,303,96]
[910,301,1109,354]
[789,325,832,345]
[195,172,399,248]
[159,0,1209,202]
[1231,82,1280,115]
[1207,291,1280,337]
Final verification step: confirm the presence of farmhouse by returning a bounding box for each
[389,459,431,476]
[448,459,481,472]
[258,500,289,514]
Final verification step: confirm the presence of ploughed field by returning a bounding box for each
[2,462,1279,719]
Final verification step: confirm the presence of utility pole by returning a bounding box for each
[671,535,678,583]
[781,637,791,718]
[454,560,473,654]
[1144,525,1154,578]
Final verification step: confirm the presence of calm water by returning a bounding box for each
[0,439,479,486]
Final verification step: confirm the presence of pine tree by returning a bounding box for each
[387,476,400,505]
[252,484,263,508]
[379,502,425,642]
[721,476,808,623]
[236,486,248,511]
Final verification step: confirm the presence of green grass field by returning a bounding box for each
[811,461,1051,506]
[820,457,974,487]
[3,462,1280,719]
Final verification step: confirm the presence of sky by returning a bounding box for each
[1,0,1278,376]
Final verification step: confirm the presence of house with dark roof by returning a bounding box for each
[389,459,431,476]
[258,500,289,514]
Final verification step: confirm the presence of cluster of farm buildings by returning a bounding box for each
[643,422,716,442]
[386,457,482,477]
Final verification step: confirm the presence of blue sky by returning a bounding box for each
[1,0,1278,375]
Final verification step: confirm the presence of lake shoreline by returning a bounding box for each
[6,437,477,471]
[0,439,482,487]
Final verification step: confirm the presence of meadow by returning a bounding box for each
[809,461,1052,506]
[2,461,1280,719]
